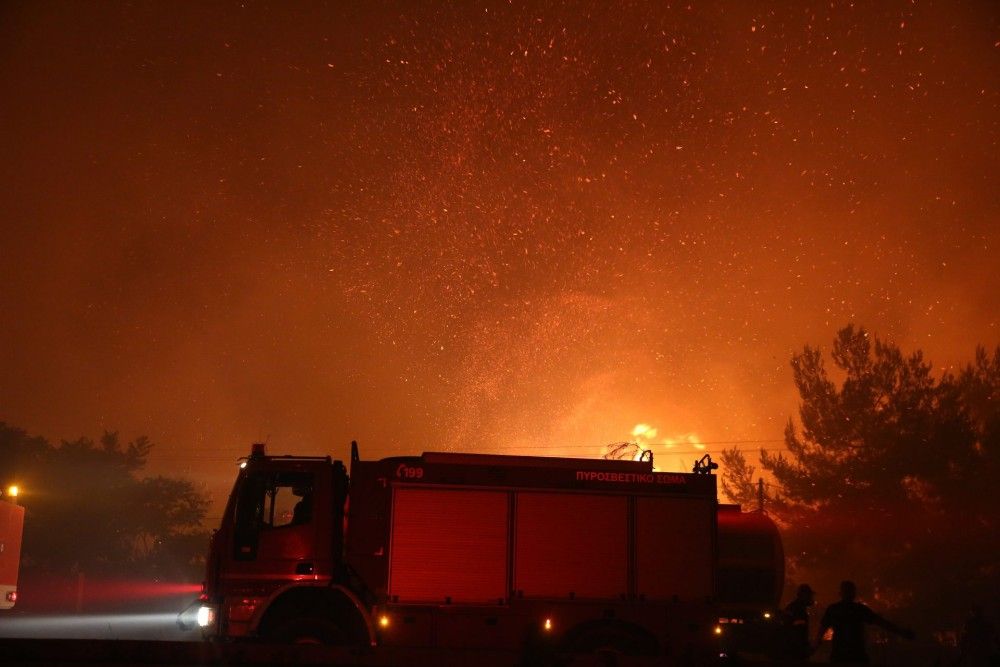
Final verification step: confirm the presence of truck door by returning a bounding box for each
[231,466,330,578]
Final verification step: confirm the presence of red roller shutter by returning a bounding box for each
[635,496,714,601]
[515,493,627,599]
[389,488,508,604]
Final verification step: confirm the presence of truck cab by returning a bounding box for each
[199,445,369,643]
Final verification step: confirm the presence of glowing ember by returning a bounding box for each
[0,2,995,517]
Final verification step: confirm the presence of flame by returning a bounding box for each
[628,425,708,471]
[631,423,658,440]
[633,424,704,451]
[608,425,710,471]
[661,433,705,450]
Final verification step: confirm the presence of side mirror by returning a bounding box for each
[233,473,265,561]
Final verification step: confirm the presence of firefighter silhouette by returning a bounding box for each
[291,486,313,525]
[781,583,816,660]
[816,580,914,664]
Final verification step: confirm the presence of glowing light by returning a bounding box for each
[196,605,215,628]
[0,612,196,638]
[763,611,772,620]
[379,615,390,628]
[239,461,247,469]
[68,579,202,601]
[6,485,18,498]
[714,625,723,636]
[661,433,704,450]
[543,618,553,631]
[631,423,658,440]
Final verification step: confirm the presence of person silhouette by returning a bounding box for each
[291,487,313,525]
[816,580,914,664]
[782,583,816,661]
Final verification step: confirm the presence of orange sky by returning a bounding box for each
[1,1,997,513]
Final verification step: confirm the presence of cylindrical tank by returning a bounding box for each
[716,504,784,612]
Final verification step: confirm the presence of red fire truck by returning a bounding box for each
[0,488,25,610]
[195,443,782,661]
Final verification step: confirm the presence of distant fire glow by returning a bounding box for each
[662,434,706,452]
[631,424,658,441]
[0,0,995,545]
[633,425,708,456]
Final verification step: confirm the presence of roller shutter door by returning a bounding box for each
[515,493,627,599]
[635,496,714,600]
[389,488,508,604]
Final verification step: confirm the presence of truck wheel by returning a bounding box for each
[271,616,347,645]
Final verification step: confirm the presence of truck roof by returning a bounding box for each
[358,450,716,497]
[419,451,653,472]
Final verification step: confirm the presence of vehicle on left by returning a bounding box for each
[0,484,24,610]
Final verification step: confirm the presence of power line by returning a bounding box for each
[488,439,786,451]
[146,439,788,461]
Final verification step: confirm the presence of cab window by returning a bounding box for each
[264,471,314,528]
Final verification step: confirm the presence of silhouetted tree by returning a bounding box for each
[722,326,1000,626]
[0,423,209,580]
[719,445,758,509]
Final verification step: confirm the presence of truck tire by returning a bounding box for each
[270,616,347,645]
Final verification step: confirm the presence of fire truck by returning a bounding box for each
[0,488,25,609]
[195,443,782,661]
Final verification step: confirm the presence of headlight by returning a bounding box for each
[196,605,216,628]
